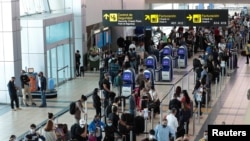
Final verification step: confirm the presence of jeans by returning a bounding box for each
[10,95,19,109]
[40,90,47,106]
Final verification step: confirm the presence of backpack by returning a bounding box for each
[193,58,201,69]
[69,101,76,115]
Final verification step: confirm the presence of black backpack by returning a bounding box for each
[105,104,113,117]
[69,101,76,115]
[193,58,201,69]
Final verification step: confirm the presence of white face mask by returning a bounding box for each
[204,135,208,140]
[149,135,154,139]
[30,129,35,134]
[107,123,112,126]
[80,124,84,128]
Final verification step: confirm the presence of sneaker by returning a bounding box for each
[25,104,30,107]
[32,103,36,106]
[12,109,16,111]
[16,108,22,110]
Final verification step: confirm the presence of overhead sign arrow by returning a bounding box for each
[186,14,192,21]
[145,15,150,20]
[103,13,109,20]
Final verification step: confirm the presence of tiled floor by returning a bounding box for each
[1,52,250,141]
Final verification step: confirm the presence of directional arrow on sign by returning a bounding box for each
[186,14,192,21]
[103,13,109,20]
[145,15,150,20]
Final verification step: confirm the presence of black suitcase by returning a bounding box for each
[134,116,145,135]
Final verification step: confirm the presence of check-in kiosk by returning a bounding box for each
[143,68,155,86]
[177,45,188,68]
[161,56,173,81]
[122,68,136,97]
[145,55,157,69]
[160,45,173,64]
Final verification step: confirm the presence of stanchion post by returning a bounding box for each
[144,118,147,138]
[151,108,154,129]
[192,111,195,136]
[198,102,201,124]
[187,72,190,90]
[130,130,133,141]
[206,91,208,114]
[122,98,124,113]
[215,77,218,97]
[160,103,162,125]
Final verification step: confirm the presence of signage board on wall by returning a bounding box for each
[102,9,228,26]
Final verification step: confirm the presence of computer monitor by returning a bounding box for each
[162,59,170,66]
[28,68,34,73]
[163,48,170,55]
[123,73,131,81]
[178,49,185,54]
[146,59,154,66]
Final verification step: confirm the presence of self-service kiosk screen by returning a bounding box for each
[163,48,170,55]
[178,49,185,54]
[144,73,150,79]
[123,73,131,81]
[146,59,154,66]
[162,59,169,66]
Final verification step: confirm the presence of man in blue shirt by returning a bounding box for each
[88,115,106,141]
[154,119,175,141]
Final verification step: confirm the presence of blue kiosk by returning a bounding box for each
[177,45,188,68]
[122,68,136,97]
[161,56,173,81]
[145,55,158,82]
[143,68,155,86]
[160,45,173,64]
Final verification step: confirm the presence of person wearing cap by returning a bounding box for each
[7,77,21,111]
[74,95,87,124]
[38,71,47,107]
[71,118,88,141]
[154,118,175,141]
[20,70,36,106]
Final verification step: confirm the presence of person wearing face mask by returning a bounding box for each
[154,119,175,141]
[103,119,119,141]
[70,119,88,141]
[199,130,208,141]
[25,124,45,141]
[88,115,106,141]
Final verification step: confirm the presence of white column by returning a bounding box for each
[0,0,22,103]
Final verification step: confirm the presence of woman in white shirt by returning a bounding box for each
[42,113,57,141]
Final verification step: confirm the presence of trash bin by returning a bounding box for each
[155,69,161,82]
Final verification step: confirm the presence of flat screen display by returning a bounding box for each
[123,73,131,81]
[162,59,170,66]
[146,59,154,66]
[28,68,34,73]
[178,49,185,54]
[163,48,170,55]
[144,73,150,79]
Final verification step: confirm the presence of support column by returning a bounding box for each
[0,0,22,103]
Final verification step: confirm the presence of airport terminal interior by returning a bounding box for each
[1,0,250,141]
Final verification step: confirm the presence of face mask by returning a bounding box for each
[107,123,112,126]
[30,129,35,133]
[149,135,154,139]
[205,52,208,55]
[80,124,84,128]
[162,125,167,128]
[204,135,208,140]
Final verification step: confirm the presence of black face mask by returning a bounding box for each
[162,125,167,128]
